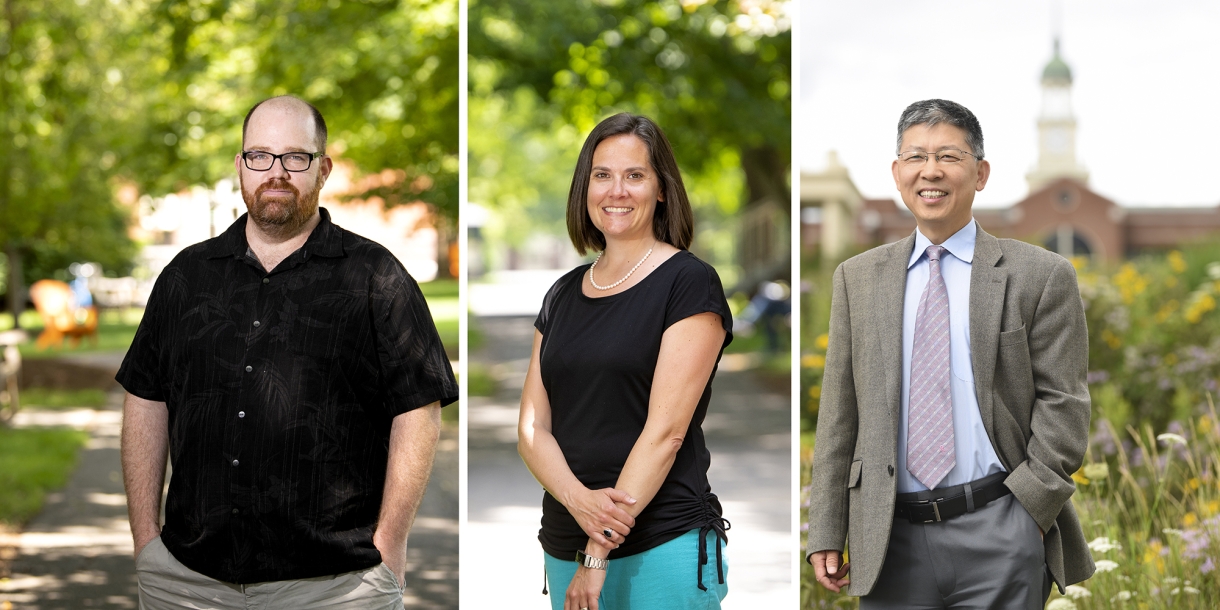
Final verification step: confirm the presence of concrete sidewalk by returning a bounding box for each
[1,375,459,608]
[466,316,793,608]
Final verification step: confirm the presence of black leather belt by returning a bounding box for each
[893,472,1010,524]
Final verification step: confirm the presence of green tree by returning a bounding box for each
[1,0,460,321]
[470,0,791,265]
[0,0,140,320]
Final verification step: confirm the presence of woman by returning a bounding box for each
[518,113,733,610]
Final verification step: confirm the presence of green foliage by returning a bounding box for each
[0,0,141,291]
[19,388,108,409]
[1,0,458,310]
[0,426,89,526]
[1076,241,1220,432]
[123,0,459,220]
[469,0,790,262]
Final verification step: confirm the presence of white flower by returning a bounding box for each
[1111,590,1135,602]
[1162,528,1185,538]
[1163,576,1181,585]
[1094,559,1120,573]
[1064,585,1092,599]
[1157,432,1188,446]
[1046,598,1077,610]
[1185,586,1200,594]
[1088,537,1122,553]
[1083,462,1110,480]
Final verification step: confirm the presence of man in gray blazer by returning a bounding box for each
[806,99,1095,608]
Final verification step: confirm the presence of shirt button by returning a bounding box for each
[231,460,239,467]
[262,277,270,284]
[238,411,245,418]
[245,365,253,372]
[253,320,261,328]
[232,508,239,514]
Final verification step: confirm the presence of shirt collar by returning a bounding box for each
[204,207,345,260]
[908,219,977,269]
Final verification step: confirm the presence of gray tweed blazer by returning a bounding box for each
[805,223,1096,595]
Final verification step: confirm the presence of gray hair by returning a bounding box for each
[895,99,984,160]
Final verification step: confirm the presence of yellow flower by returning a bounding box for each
[801,354,825,369]
[1184,293,1216,324]
[1101,328,1122,350]
[1206,500,1220,517]
[1113,263,1148,304]
[1072,469,1090,486]
[1188,478,1200,491]
[1184,512,1198,526]
[1155,300,1179,323]
[815,333,829,351]
[1169,250,1187,274]
[809,385,821,399]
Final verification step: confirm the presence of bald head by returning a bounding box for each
[241,96,327,153]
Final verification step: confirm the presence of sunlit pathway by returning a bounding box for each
[465,315,793,608]
[1,381,459,609]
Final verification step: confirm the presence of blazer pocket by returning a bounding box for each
[847,459,863,489]
[999,325,1028,347]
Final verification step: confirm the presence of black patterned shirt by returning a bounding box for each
[116,208,458,584]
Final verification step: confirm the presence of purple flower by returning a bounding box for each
[1202,557,1215,574]
[1088,370,1110,384]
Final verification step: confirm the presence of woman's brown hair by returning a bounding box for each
[566,113,693,255]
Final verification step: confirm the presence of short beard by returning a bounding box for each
[240,175,321,240]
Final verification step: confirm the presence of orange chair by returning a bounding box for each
[29,279,99,350]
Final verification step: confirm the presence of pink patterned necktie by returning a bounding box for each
[907,244,955,489]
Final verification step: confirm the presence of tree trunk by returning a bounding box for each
[5,244,23,327]
[740,145,791,209]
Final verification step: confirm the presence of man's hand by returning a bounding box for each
[563,487,637,551]
[373,532,408,588]
[810,550,851,593]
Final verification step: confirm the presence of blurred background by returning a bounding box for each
[0,1,459,607]
[798,2,1220,608]
[465,0,793,607]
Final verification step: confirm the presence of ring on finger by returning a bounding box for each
[603,528,613,539]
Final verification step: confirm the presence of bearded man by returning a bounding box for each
[118,95,458,609]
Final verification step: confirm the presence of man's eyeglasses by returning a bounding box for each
[897,149,980,167]
[241,151,325,172]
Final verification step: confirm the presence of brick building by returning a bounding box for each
[801,42,1220,263]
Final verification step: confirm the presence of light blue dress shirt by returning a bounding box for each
[897,220,1006,493]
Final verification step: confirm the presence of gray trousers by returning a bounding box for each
[136,536,406,610]
[861,494,1051,610]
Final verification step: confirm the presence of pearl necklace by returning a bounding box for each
[588,244,655,291]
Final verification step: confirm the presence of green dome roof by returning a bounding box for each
[1042,40,1072,83]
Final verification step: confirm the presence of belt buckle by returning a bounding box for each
[912,498,943,523]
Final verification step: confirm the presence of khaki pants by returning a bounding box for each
[136,536,406,610]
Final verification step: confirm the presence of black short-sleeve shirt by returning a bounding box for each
[534,250,733,560]
[116,208,458,584]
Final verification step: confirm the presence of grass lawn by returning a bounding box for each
[18,388,109,409]
[421,279,458,357]
[0,427,89,526]
[1,308,141,359]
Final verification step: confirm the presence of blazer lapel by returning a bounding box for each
[970,223,1007,438]
[875,233,915,422]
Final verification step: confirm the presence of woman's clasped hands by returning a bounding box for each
[564,486,637,550]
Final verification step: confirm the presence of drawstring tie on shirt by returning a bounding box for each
[696,492,730,591]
